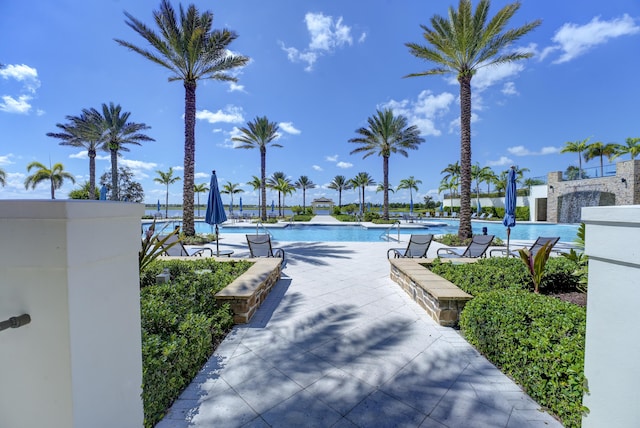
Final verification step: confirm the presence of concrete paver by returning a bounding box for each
[156,216,563,428]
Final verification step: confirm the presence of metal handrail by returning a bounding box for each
[380,220,401,242]
[255,222,273,237]
[0,314,31,333]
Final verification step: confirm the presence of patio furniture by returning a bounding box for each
[387,234,434,258]
[246,234,285,262]
[437,234,494,258]
[490,236,560,258]
[158,234,213,257]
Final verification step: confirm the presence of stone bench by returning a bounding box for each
[214,258,282,323]
[389,258,473,327]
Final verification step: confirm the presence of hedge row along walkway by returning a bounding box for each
[156,232,563,427]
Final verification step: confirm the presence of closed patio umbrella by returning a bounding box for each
[409,197,414,216]
[503,166,517,254]
[157,199,161,213]
[239,197,243,214]
[477,199,482,214]
[99,185,107,200]
[205,170,228,256]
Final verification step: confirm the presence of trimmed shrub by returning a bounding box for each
[427,257,580,296]
[140,258,251,427]
[460,290,586,427]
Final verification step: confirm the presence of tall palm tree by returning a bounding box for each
[267,172,289,216]
[584,141,619,177]
[233,117,281,221]
[0,168,6,187]
[24,161,75,199]
[349,108,424,220]
[328,175,351,209]
[480,166,497,194]
[116,0,249,235]
[523,177,544,195]
[294,175,316,212]
[397,176,422,211]
[193,183,209,217]
[154,167,181,218]
[273,178,295,216]
[96,102,154,200]
[493,170,508,196]
[438,176,458,212]
[47,109,105,199]
[440,162,461,197]
[612,137,640,160]
[406,0,540,239]
[349,172,375,215]
[247,175,262,214]
[560,138,589,179]
[376,182,394,194]
[221,181,244,214]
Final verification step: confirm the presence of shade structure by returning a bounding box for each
[99,185,107,200]
[205,171,228,256]
[503,166,517,254]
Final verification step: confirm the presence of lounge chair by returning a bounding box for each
[478,212,487,219]
[387,234,434,258]
[471,212,477,219]
[486,213,494,220]
[434,212,441,218]
[489,236,560,258]
[425,212,432,218]
[158,234,213,257]
[437,234,494,258]
[451,212,458,218]
[246,234,285,261]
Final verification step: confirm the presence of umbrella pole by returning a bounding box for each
[215,224,220,256]
[506,227,511,255]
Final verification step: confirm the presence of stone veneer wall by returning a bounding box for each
[215,258,282,323]
[389,258,472,327]
[547,160,640,223]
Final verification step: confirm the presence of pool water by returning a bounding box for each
[147,220,580,243]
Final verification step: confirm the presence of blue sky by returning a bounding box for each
[1,0,639,207]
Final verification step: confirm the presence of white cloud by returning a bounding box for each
[381,90,455,137]
[0,154,15,165]
[336,161,352,169]
[542,14,640,64]
[473,62,525,92]
[326,155,339,162]
[194,172,209,180]
[501,82,518,96]
[487,156,514,167]
[196,105,244,124]
[0,64,40,93]
[358,32,367,43]
[228,82,245,92]
[279,121,301,135]
[312,165,323,171]
[507,145,561,156]
[280,12,360,71]
[119,159,158,176]
[0,94,32,114]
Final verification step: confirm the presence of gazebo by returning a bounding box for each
[310,197,335,212]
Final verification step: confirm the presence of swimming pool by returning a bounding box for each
[146,220,580,243]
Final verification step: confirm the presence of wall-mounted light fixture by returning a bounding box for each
[549,185,554,191]
[621,178,627,187]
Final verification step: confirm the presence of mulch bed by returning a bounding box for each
[551,292,587,307]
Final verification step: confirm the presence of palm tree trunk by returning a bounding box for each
[458,75,473,239]
[182,81,197,236]
[89,151,96,200]
[260,148,267,221]
[338,190,342,208]
[599,155,604,177]
[50,177,55,200]
[110,148,118,201]
[383,156,389,220]
[165,184,169,219]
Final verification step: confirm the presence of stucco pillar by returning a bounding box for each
[581,205,640,427]
[0,200,144,428]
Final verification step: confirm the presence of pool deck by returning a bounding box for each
[156,216,562,428]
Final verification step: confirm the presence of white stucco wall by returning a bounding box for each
[582,205,640,427]
[0,200,144,428]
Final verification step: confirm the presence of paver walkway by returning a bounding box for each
[156,217,563,427]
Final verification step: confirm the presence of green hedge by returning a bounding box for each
[460,290,586,427]
[427,257,580,296]
[140,258,252,427]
